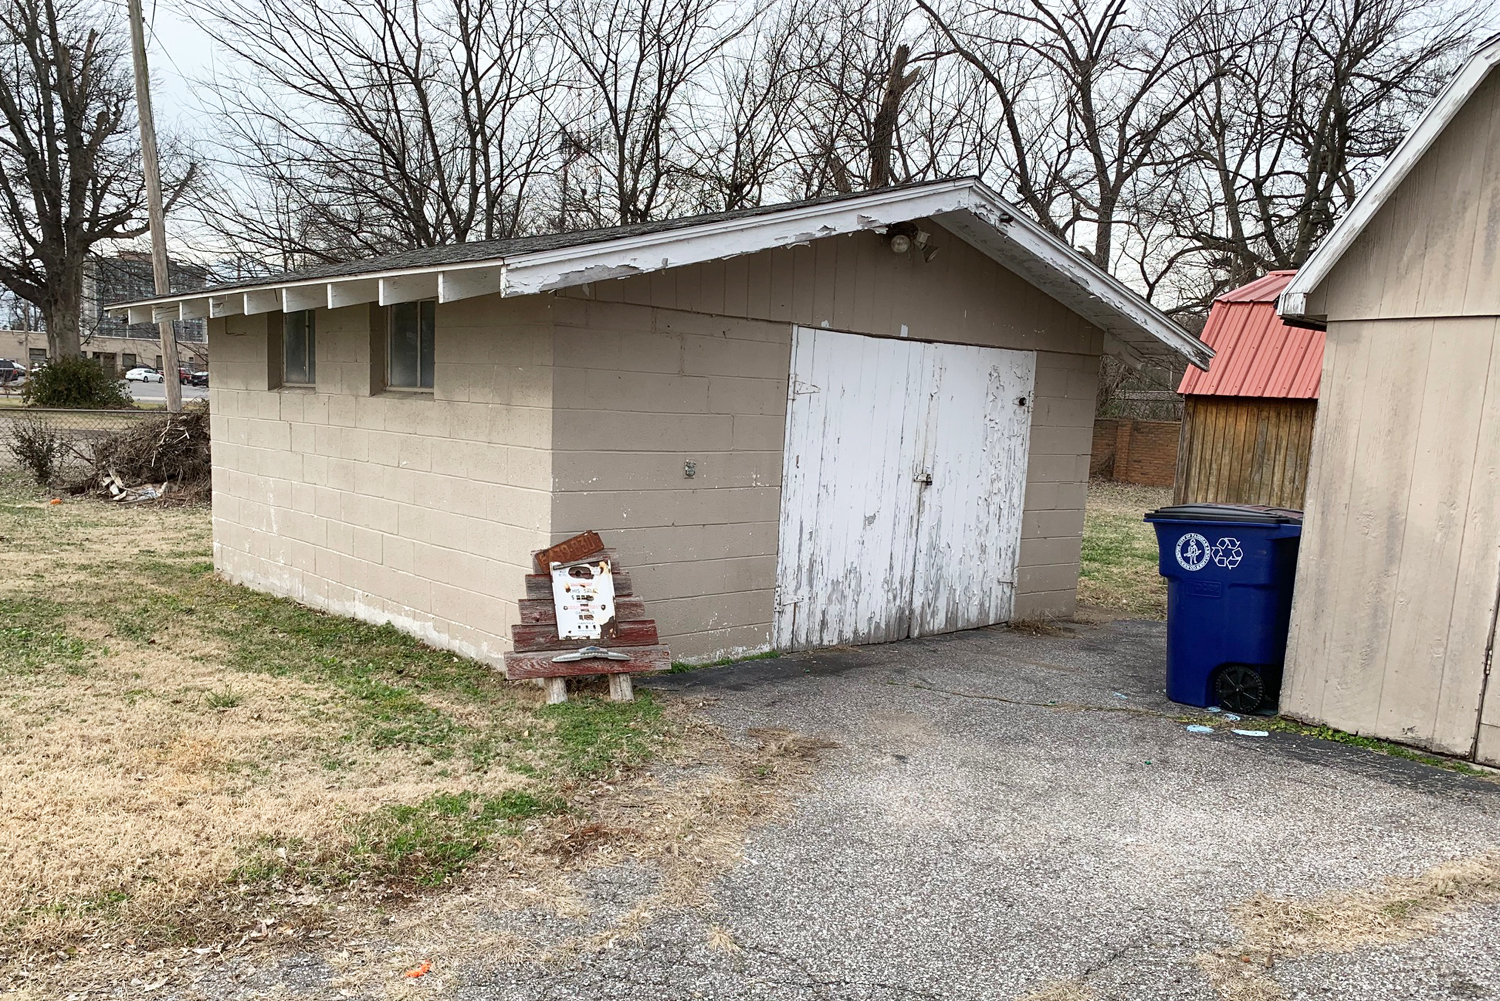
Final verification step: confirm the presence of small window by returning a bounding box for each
[284,309,317,385]
[388,300,435,390]
[29,348,46,366]
[122,353,137,370]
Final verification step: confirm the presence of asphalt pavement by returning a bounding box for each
[126,381,209,402]
[186,619,1500,1000]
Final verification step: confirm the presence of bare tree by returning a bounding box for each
[1150,0,1484,305]
[917,0,1223,268]
[544,0,755,225]
[678,1,813,211]
[191,0,557,267]
[0,0,182,357]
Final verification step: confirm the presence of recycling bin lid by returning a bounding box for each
[1145,503,1302,524]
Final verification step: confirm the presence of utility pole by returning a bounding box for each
[126,0,182,411]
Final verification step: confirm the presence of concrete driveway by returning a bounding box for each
[189,619,1500,1000]
[468,619,1500,1000]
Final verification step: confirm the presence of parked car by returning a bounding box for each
[0,359,26,383]
[125,367,165,383]
[189,371,209,387]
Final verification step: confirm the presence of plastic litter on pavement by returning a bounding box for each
[1232,729,1270,737]
[1185,724,1215,734]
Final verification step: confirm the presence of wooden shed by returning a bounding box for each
[1174,271,1324,508]
[1277,35,1500,763]
[108,179,1207,666]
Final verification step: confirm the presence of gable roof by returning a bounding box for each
[1279,33,1500,325]
[1180,271,1323,399]
[111,178,1208,369]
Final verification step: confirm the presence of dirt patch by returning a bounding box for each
[1200,852,1500,1000]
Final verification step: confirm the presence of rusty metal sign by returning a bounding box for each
[534,531,605,573]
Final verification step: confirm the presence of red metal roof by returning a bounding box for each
[1177,271,1323,399]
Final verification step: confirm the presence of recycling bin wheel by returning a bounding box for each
[1214,664,1265,714]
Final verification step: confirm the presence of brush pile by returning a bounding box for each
[73,404,213,504]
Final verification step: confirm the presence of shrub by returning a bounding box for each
[22,355,135,409]
[4,417,63,485]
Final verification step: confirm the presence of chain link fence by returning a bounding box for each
[0,406,162,476]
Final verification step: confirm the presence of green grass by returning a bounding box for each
[1265,718,1489,776]
[1079,480,1170,618]
[668,649,781,674]
[540,693,667,776]
[0,595,99,677]
[0,469,679,905]
[235,789,564,888]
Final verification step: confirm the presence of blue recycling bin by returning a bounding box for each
[1144,504,1303,713]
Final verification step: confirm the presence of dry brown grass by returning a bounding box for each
[6,717,836,998]
[0,471,820,1000]
[0,471,842,998]
[1199,852,1500,1000]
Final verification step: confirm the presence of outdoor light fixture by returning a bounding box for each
[887,222,936,259]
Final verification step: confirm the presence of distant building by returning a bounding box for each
[0,328,207,373]
[80,251,211,358]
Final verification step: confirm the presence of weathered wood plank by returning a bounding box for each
[1442,318,1500,757]
[503,645,671,679]
[511,618,660,652]
[519,596,647,624]
[1175,397,1317,508]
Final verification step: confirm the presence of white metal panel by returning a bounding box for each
[774,327,924,650]
[909,342,1035,634]
[774,326,1036,651]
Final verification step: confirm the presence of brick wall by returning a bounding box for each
[1090,418,1180,487]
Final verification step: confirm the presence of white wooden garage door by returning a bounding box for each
[773,326,1036,651]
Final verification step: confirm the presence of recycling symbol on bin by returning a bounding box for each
[1213,538,1244,569]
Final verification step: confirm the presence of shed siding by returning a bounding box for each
[550,226,1103,660]
[1281,315,1500,758]
[1314,70,1500,321]
[208,295,556,667]
[1173,397,1316,508]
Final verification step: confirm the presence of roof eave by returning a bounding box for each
[109,178,1206,367]
[1279,34,1500,327]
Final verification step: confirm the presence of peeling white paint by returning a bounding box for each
[773,327,1034,651]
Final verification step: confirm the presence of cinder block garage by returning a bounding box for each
[114,179,1207,664]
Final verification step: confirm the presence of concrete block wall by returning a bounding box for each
[208,295,554,667]
[551,224,1106,659]
[549,298,790,661]
[1012,352,1097,620]
[207,222,1111,666]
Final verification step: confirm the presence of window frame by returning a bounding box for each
[386,299,435,392]
[282,308,317,387]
